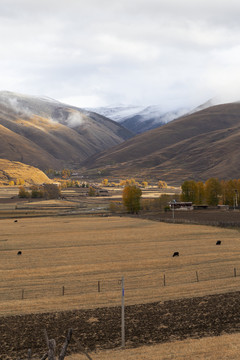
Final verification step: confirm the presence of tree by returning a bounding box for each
[196,181,205,204]
[158,180,167,189]
[126,178,136,185]
[102,179,109,186]
[61,169,71,179]
[88,186,96,196]
[43,184,61,199]
[122,185,142,214]
[181,180,198,203]
[221,179,240,206]
[204,178,221,206]
[120,180,127,187]
[30,185,44,198]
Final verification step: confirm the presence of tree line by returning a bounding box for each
[19,184,61,199]
[181,178,240,206]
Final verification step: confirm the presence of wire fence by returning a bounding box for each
[0,264,239,302]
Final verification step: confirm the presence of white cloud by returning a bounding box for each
[0,0,240,110]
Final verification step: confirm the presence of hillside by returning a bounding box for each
[0,159,52,185]
[0,91,133,170]
[84,102,240,182]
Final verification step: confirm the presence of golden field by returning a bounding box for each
[66,333,240,360]
[1,215,240,317]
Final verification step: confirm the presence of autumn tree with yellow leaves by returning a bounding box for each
[122,184,142,214]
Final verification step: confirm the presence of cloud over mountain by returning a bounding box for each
[84,102,240,182]
[1,1,240,110]
[0,91,133,170]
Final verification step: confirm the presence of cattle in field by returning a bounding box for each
[17,251,22,255]
[172,251,179,257]
[14,220,18,223]
[216,240,221,245]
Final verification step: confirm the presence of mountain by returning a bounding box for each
[0,159,52,185]
[119,106,189,134]
[0,91,133,170]
[87,104,189,134]
[84,102,240,182]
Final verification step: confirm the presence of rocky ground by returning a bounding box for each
[1,291,240,359]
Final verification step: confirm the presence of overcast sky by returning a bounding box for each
[1,0,240,110]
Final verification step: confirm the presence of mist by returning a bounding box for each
[1,0,240,109]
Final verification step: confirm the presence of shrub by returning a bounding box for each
[18,186,30,198]
[109,201,123,213]
[31,185,44,198]
[88,186,96,196]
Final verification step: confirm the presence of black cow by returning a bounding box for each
[216,241,221,245]
[17,251,22,255]
[14,220,18,223]
[172,251,179,257]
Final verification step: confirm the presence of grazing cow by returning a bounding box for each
[172,251,179,257]
[216,240,221,245]
[14,220,18,223]
[17,251,22,255]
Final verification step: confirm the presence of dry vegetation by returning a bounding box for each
[0,158,52,185]
[2,215,240,359]
[1,216,240,316]
[66,333,240,360]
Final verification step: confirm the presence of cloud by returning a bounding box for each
[66,111,85,127]
[0,92,33,117]
[0,0,240,110]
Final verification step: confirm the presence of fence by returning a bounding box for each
[0,265,239,302]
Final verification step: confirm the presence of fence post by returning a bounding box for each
[27,349,32,360]
[22,289,24,300]
[234,268,237,277]
[196,271,199,282]
[98,281,101,293]
[62,286,65,296]
[163,274,166,286]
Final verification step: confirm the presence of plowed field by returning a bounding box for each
[1,291,240,359]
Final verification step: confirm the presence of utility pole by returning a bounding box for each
[235,189,238,209]
[172,199,176,222]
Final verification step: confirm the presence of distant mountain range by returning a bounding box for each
[1,90,240,184]
[0,91,132,170]
[84,102,240,182]
[87,104,189,134]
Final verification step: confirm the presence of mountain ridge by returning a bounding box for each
[0,91,133,170]
[83,102,240,182]
[87,104,189,134]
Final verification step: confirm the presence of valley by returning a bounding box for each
[0,91,132,170]
[1,91,240,359]
[83,102,240,181]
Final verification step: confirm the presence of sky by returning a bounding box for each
[1,0,240,111]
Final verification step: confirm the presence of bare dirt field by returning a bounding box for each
[139,208,240,228]
[1,215,240,359]
[2,291,240,359]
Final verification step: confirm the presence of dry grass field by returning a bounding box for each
[1,216,240,317]
[66,333,240,360]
